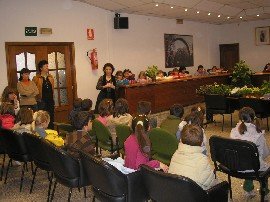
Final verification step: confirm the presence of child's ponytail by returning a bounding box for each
[238,107,262,134]
[132,115,150,156]
[254,116,262,133]
[238,120,247,135]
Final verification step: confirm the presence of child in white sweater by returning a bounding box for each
[169,124,217,190]
[230,107,270,199]
[177,107,208,155]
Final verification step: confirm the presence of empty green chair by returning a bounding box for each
[148,128,178,165]
[115,124,132,156]
[92,119,117,154]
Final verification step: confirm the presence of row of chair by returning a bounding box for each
[93,122,270,202]
[205,95,270,131]
[0,128,89,201]
[2,126,269,201]
[0,128,229,201]
[92,119,179,165]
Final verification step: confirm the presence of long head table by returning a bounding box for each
[118,74,230,115]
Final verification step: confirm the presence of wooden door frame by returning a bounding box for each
[5,42,78,99]
[219,43,239,71]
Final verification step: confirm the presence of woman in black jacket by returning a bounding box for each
[94,63,116,113]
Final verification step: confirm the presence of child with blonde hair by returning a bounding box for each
[230,107,270,199]
[137,71,150,84]
[33,110,64,146]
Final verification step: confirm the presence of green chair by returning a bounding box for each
[115,124,132,156]
[92,119,117,155]
[148,128,178,166]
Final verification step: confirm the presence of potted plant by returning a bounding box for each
[197,83,233,124]
[231,60,252,87]
[260,81,270,95]
[145,65,159,82]
[196,83,231,96]
[232,86,262,98]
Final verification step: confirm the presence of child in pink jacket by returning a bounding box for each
[124,115,168,171]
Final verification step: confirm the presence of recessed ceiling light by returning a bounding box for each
[208,13,211,16]
[257,14,260,17]
[197,11,200,14]
[185,8,188,12]
[171,6,174,9]
[227,16,230,19]
[240,16,243,19]
[155,3,158,7]
[218,14,221,18]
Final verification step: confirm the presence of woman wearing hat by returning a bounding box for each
[17,68,39,111]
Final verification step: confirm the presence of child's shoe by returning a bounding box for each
[244,190,256,200]
[264,192,270,201]
[13,161,21,166]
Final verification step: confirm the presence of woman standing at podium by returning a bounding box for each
[94,63,116,113]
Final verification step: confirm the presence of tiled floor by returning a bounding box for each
[0,103,269,201]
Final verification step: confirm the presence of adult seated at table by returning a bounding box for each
[263,63,270,73]
[194,65,208,76]
[179,66,189,74]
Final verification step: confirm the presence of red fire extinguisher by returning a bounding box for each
[87,48,98,70]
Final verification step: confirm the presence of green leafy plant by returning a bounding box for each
[231,86,261,97]
[260,81,270,95]
[231,60,252,87]
[145,65,159,79]
[196,83,232,96]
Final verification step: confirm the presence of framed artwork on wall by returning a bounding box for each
[164,34,194,68]
[255,26,270,45]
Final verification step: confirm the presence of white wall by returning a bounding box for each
[1,0,269,107]
[217,19,270,73]
[0,0,111,105]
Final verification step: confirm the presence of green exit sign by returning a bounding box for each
[25,27,37,36]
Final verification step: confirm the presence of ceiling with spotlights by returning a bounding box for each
[74,0,270,24]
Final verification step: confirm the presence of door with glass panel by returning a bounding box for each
[5,42,76,123]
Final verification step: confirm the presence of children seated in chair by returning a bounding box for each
[137,71,150,84]
[177,106,208,155]
[115,70,129,86]
[137,101,157,129]
[13,107,33,133]
[169,124,217,190]
[96,99,114,126]
[160,104,184,136]
[124,115,168,172]
[230,107,270,199]
[107,98,132,145]
[0,102,15,129]
[66,111,95,157]
[33,110,64,147]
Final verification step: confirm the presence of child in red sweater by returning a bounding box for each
[0,103,15,129]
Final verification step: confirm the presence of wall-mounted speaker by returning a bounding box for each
[114,17,129,29]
